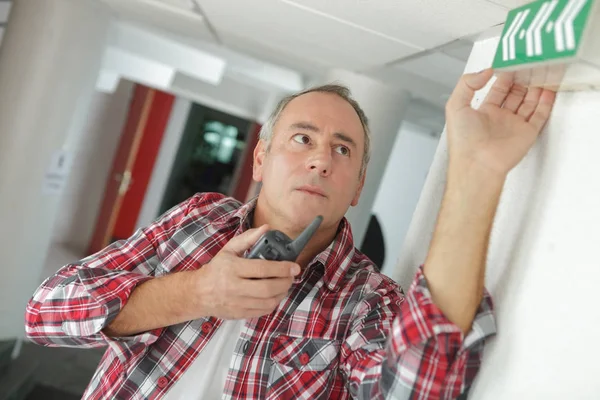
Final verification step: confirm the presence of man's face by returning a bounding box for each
[253,92,366,231]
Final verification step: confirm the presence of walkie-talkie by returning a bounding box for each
[246,215,323,261]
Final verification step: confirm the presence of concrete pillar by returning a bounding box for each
[0,0,111,339]
[321,69,411,247]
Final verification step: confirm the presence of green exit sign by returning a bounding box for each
[493,0,600,90]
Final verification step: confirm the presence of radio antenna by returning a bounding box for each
[288,215,323,256]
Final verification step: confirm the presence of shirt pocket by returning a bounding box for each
[266,335,341,399]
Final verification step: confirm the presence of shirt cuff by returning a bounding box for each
[389,265,496,360]
[63,268,164,361]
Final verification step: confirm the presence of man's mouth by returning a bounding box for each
[297,185,327,198]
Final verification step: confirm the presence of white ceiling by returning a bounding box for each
[97,0,528,105]
[486,0,531,8]
[199,0,418,71]
[394,51,469,89]
[279,0,504,49]
[98,0,520,72]
[196,0,512,71]
[101,0,215,41]
[0,0,533,132]
[94,0,536,121]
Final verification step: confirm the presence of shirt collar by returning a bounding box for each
[216,196,356,292]
[307,218,356,292]
[210,196,256,233]
[232,197,257,232]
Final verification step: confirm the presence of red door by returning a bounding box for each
[87,85,175,254]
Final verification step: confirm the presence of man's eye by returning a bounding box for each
[335,145,350,156]
[292,134,310,144]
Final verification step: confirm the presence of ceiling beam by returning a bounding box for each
[189,0,221,44]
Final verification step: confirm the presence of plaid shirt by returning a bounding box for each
[26,192,496,399]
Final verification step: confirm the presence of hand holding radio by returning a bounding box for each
[193,216,323,320]
[193,225,300,320]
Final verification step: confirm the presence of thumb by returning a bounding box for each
[447,68,494,111]
[223,224,270,256]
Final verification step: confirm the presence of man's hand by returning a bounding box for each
[424,70,556,334]
[192,225,301,320]
[445,69,556,177]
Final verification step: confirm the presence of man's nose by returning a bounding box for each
[307,147,332,176]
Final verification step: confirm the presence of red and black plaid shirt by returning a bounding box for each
[26,192,496,399]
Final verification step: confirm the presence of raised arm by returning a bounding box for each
[424,69,556,333]
[344,70,556,399]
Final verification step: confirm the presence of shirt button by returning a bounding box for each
[157,376,169,388]
[243,341,250,354]
[299,353,310,365]
[201,322,212,333]
[276,336,286,345]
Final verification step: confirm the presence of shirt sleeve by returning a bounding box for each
[24,195,198,356]
[341,266,496,399]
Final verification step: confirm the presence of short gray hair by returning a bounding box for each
[258,84,371,177]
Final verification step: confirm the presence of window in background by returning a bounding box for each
[159,103,252,214]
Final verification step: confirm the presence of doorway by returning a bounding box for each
[159,103,253,214]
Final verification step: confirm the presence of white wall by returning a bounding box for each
[0,0,111,340]
[394,31,600,399]
[373,122,439,277]
[51,80,134,252]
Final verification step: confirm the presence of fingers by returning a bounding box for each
[502,82,528,112]
[528,89,557,132]
[236,260,300,279]
[482,71,515,108]
[223,224,270,256]
[447,68,494,112]
[516,86,543,120]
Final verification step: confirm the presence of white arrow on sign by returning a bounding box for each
[526,0,558,56]
[502,9,530,61]
[554,0,588,52]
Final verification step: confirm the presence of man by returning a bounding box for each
[25,69,556,399]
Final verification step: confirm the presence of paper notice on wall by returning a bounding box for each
[42,150,72,196]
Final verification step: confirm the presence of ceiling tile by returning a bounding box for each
[0,2,11,23]
[197,0,422,70]
[393,52,466,88]
[484,0,533,9]
[366,66,453,108]
[439,39,475,62]
[102,0,215,42]
[218,31,330,77]
[283,0,509,48]
[157,0,195,10]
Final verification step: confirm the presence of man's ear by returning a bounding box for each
[252,140,267,182]
[350,171,366,207]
